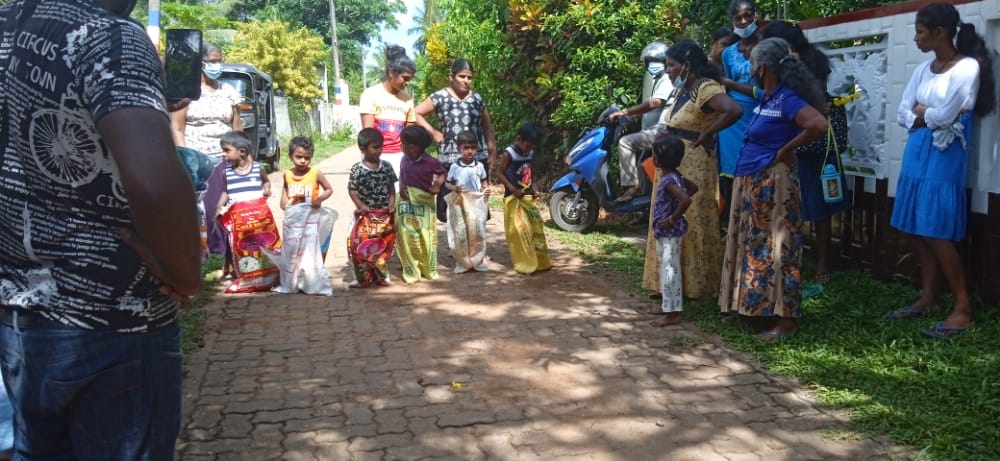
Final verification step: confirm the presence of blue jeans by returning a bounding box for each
[0,319,181,460]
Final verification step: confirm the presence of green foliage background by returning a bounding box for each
[419,0,907,176]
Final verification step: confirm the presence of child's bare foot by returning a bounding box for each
[649,313,681,327]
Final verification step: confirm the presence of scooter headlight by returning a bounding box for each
[566,142,586,164]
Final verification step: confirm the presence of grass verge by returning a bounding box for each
[275,134,354,171]
[547,221,1000,461]
[181,255,224,360]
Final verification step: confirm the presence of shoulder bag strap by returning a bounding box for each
[821,123,845,178]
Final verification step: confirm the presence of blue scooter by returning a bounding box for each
[549,105,653,232]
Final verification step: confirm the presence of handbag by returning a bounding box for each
[820,124,845,204]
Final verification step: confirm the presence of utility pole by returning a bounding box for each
[328,0,343,103]
[147,0,161,50]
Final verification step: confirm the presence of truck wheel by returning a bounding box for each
[549,189,598,232]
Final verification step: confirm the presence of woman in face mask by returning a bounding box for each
[639,39,743,305]
[170,43,243,261]
[170,43,243,159]
[717,0,763,238]
[719,37,828,340]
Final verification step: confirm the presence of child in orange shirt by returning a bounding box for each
[280,136,333,209]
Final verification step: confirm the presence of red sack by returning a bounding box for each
[219,197,281,293]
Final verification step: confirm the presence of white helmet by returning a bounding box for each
[641,41,669,64]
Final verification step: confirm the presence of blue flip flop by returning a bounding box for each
[886,306,925,320]
[922,322,968,339]
[802,283,824,299]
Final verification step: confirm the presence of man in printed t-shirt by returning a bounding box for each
[0,0,202,458]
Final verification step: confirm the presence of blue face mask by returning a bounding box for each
[646,62,665,77]
[733,21,757,39]
[674,76,686,89]
[203,62,223,81]
[672,65,689,89]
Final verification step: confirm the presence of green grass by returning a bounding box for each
[548,222,1000,461]
[275,133,354,171]
[180,254,224,360]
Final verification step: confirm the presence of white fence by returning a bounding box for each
[273,97,362,140]
[803,0,1000,213]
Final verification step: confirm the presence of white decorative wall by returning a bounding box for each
[803,0,1000,213]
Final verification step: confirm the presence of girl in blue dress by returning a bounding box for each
[887,3,996,338]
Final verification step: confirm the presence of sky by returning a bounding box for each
[365,0,422,65]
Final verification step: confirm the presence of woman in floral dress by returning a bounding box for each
[641,40,742,301]
[718,38,827,340]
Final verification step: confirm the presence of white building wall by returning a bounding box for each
[803,0,1000,213]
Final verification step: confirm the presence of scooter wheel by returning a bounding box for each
[549,189,598,232]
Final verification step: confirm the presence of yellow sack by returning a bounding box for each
[503,195,552,275]
[396,187,439,283]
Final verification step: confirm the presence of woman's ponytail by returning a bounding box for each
[955,22,996,116]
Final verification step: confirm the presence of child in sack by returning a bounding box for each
[348,128,398,287]
[498,122,552,275]
[649,135,698,327]
[281,135,333,210]
[444,130,491,272]
[215,131,272,278]
[396,125,446,283]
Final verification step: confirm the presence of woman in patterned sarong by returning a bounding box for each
[718,38,827,340]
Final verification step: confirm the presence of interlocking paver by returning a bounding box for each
[178,146,899,460]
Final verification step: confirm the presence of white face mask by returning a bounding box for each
[646,62,665,77]
[733,21,758,39]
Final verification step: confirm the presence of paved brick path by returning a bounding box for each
[177,148,897,460]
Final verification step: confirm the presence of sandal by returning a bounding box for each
[614,193,636,204]
[648,292,663,300]
[614,188,640,203]
[802,283,824,299]
[756,329,795,342]
[886,305,926,320]
[922,322,968,339]
[814,272,832,285]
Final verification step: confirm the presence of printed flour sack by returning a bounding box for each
[444,191,489,272]
[219,197,282,293]
[262,204,336,295]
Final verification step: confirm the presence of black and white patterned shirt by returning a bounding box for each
[348,160,398,209]
[0,0,177,332]
[429,89,488,164]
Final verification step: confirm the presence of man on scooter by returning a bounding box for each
[610,41,674,203]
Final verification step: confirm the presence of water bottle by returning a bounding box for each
[821,164,843,204]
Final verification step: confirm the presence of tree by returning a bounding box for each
[225,0,405,110]
[409,0,448,54]
[226,20,328,103]
[227,0,404,46]
[429,0,685,154]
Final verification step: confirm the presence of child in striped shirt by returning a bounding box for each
[215,131,272,277]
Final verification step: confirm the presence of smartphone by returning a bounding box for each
[164,29,203,102]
